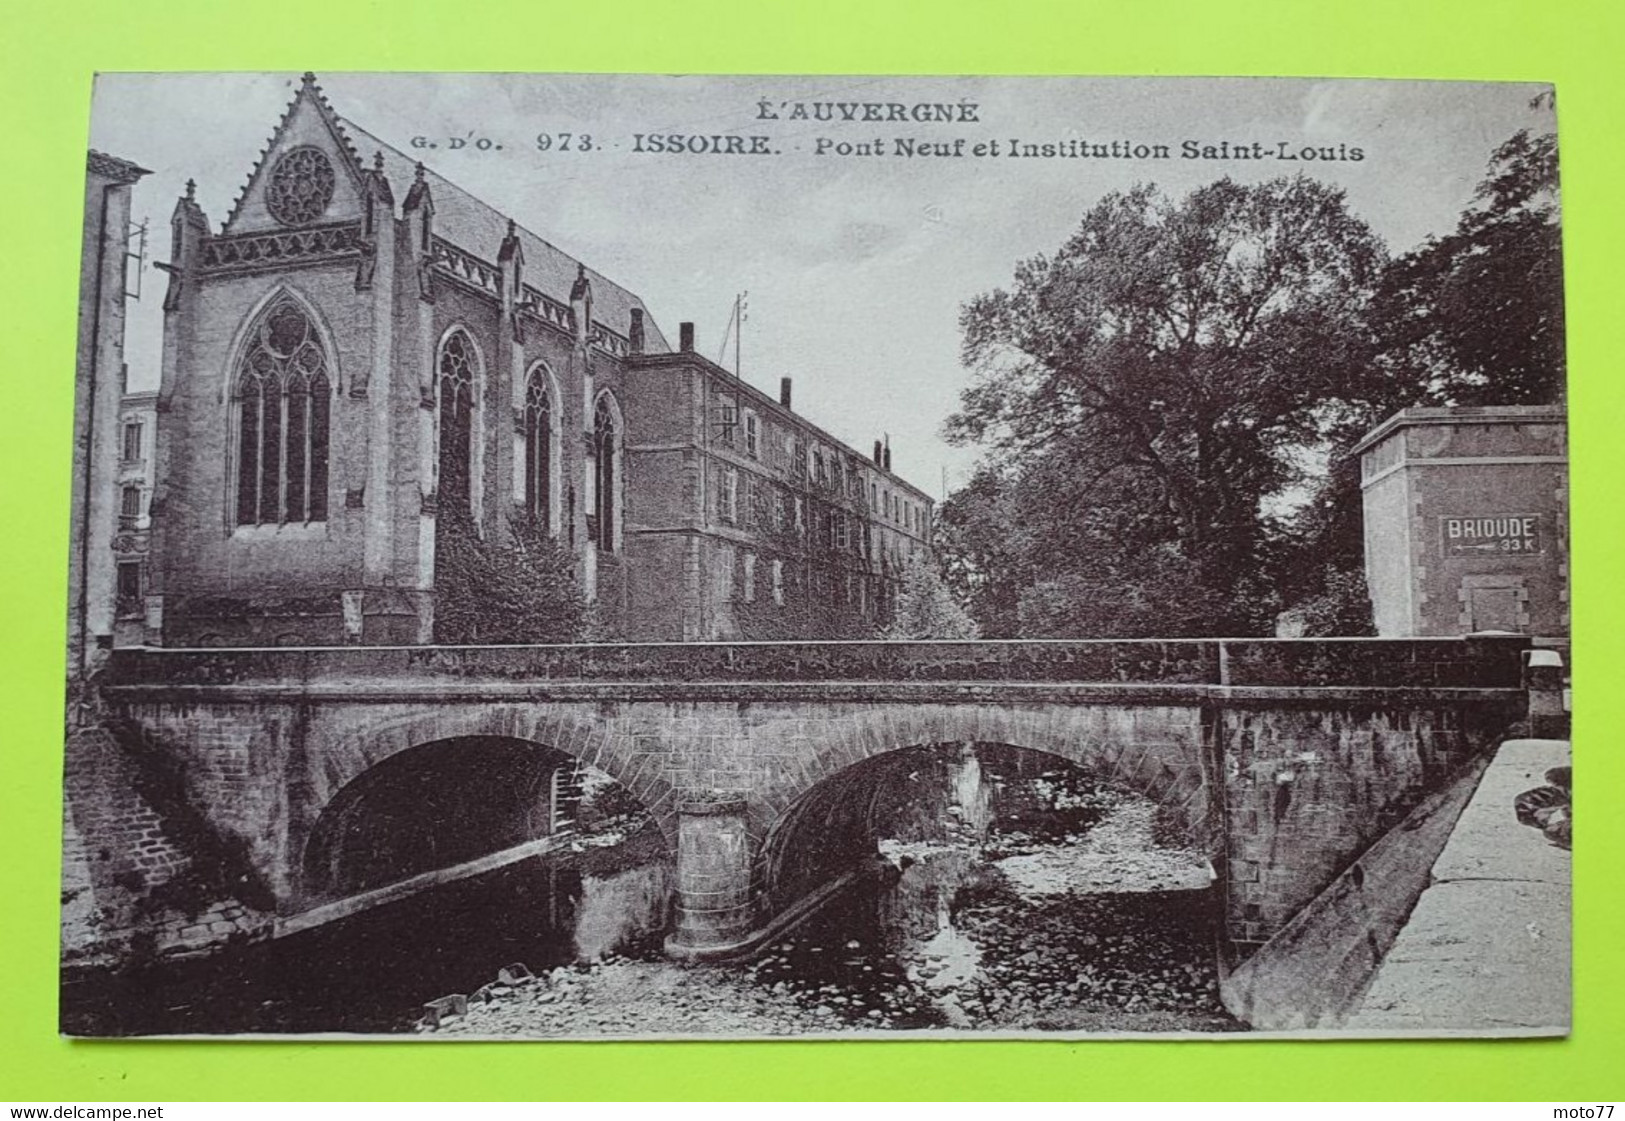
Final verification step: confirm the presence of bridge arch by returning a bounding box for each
[752,720,1220,918]
[297,704,675,903]
[752,703,1219,854]
[301,734,581,901]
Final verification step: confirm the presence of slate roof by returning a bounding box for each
[340,116,671,353]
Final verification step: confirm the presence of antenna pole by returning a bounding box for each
[716,298,734,366]
[735,293,748,447]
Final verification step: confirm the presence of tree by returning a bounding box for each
[432,511,587,644]
[934,464,1025,637]
[947,176,1385,636]
[1372,128,1564,407]
[881,552,980,640]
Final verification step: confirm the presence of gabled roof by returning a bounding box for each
[223,73,370,234]
[341,114,669,353]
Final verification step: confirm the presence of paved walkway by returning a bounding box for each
[1345,738,1571,1035]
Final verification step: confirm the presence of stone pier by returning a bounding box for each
[666,794,755,958]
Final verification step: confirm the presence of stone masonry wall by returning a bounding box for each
[62,726,269,965]
[103,686,1518,949]
[1219,703,1505,946]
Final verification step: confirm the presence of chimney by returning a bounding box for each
[779,377,793,410]
[629,308,645,355]
[883,445,893,472]
[679,321,695,352]
[873,439,883,466]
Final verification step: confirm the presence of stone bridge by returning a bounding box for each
[97,636,1536,961]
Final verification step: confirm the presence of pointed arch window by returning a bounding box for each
[593,394,620,553]
[437,329,476,515]
[235,299,331,526]
[523,367,554,528]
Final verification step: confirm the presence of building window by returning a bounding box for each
[749,478,770,531]
[523,367,554,529]
[717,400,738,447]
[772,559,785,606]
[721,466,739,525]
[122,421,142,462]
[744,553,757,603]
[745,410,760,458]
[115,561,142,614]
[235,298,331,526]
[792,438,807,479]
[437,329,476,515]
[119,485,141,527]
[714,545,737,606]
[593,393,621,553]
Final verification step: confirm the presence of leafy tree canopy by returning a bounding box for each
[946,176,1385,635]
[1371,128,1564,407]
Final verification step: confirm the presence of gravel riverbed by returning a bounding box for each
[431,797,1242,1038]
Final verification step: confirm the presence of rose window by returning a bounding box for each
[265,147,336,226]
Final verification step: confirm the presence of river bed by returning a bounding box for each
[437,753,1242,1037]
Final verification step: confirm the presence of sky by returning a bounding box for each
[90,73,1555,500]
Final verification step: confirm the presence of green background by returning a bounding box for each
[2,0,1620,1101]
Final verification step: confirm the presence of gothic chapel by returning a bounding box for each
[146,74,934,646]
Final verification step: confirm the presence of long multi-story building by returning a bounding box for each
[138,74,932,647]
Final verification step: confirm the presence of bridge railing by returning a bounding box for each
[100,635,1534,690]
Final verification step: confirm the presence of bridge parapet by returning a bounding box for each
[102,635,1533,691]
[1217,636,1530,688]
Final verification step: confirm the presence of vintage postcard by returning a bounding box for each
[64,73,1569,1039]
